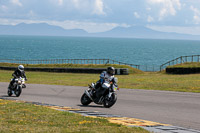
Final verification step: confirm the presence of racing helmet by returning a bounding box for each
[107,67,115,75]
[18,65,24,71]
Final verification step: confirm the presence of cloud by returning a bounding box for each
[1,0,200,35]
[190,6,200,24]
[55,0,106,15]
[10,0,22,7]
[58,0,63,6]
[134,12,140,18]
[148,0,181,20]
[27,10,38,19]
[72,0,80,8]
[147,16,154,22]
[92,0,105,15]
[0,5,8,12]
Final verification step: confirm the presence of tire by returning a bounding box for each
[103,93,117,108]
[15,86,22,97]
[81,93,92,106]
[7,89,12,96]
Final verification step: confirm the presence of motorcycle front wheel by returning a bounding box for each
[81,93,92,106]
[103,93,117,108]
[7,89,12,96]
[15,86,22,97]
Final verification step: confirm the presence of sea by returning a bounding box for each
[1,35,200,71]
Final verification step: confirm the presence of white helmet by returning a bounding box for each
[18,65,24,71]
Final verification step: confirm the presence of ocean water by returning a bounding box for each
[1,35,200,70]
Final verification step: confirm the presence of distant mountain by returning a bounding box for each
[0,23,88,37]
[92,26,200,40]
[0,23,200,40]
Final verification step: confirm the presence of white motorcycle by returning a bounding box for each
[8,77,26,97]
[81,77,119,108]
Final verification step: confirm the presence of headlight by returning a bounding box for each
[18,81,22,84]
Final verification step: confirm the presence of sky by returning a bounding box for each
[0,0,200,35]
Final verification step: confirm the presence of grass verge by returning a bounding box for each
[1,70,200,93]
[0,99,149,133]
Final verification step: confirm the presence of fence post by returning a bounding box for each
[181,56,183,64]
[192,56,194,62]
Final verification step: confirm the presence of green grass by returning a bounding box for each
[1,62,200,92]
[167,62,200,68]
[119,72,200,92]
[0,99,149,133]
[1,70,200,93]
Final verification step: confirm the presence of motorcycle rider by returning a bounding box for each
[8,65,27,89]
[93,67,115,98]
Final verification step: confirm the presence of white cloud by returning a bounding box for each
[190,6,200,24]
[10,0,22,7]
[27,10,37,19]
[48,20,122,33]
[58,0,63,6]
[146,7,151,11]
[134,12,140,18]
[148,0,181,20]
[92,0,105,15]
[190,6,200,15]
[193,16,200,24]
[72,0,80,8]
[147,16,154,22]
[0,5,8,12]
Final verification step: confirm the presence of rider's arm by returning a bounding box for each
[23,72,26,78]
[99,71,106,84]
[22,71,27,80]
[12,70,17,78]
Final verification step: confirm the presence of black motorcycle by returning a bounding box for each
[81,77,119,108]
[8,77,26,97]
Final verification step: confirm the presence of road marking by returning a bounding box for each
[108,117,170,127]
[41,103,170,127]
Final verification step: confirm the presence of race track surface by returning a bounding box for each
[0,82,200,130]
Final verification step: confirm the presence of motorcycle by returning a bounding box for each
[81,77,119,108]
[8,77,26,97]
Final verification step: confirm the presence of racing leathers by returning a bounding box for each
[95,71,115,98]
[9,69,27,88]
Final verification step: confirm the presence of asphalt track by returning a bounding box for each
[1,82,200,131]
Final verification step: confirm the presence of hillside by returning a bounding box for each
[0,23,200,40]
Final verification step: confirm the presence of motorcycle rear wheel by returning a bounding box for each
[81,93,92,105]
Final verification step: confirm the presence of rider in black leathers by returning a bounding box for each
[9,65,27,89]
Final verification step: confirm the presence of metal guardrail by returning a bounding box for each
[0,58,140,70]
[160,55,200,71]
[3,55,199,72]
